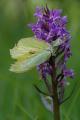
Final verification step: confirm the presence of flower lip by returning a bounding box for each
[63,69,74,78]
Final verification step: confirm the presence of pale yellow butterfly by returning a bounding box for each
[10,37,62,73]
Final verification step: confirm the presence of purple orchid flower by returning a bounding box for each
[29,6,74,102]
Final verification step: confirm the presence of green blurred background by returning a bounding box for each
[0,0,80,120]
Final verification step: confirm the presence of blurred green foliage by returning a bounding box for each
[0,0,80,120]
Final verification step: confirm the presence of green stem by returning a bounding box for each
[51,57,60,120]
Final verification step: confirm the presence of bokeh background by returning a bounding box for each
[0,0,80,120]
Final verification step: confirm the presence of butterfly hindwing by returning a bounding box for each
[10,50,51,73]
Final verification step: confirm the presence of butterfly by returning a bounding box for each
[10,37,62,73]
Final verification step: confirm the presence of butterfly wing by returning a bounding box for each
[10,37,63,73]
[10,50,51,73]
[10,37,49,59]
[10,37,51,73]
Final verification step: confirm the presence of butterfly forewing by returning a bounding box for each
[10,37,49,59]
